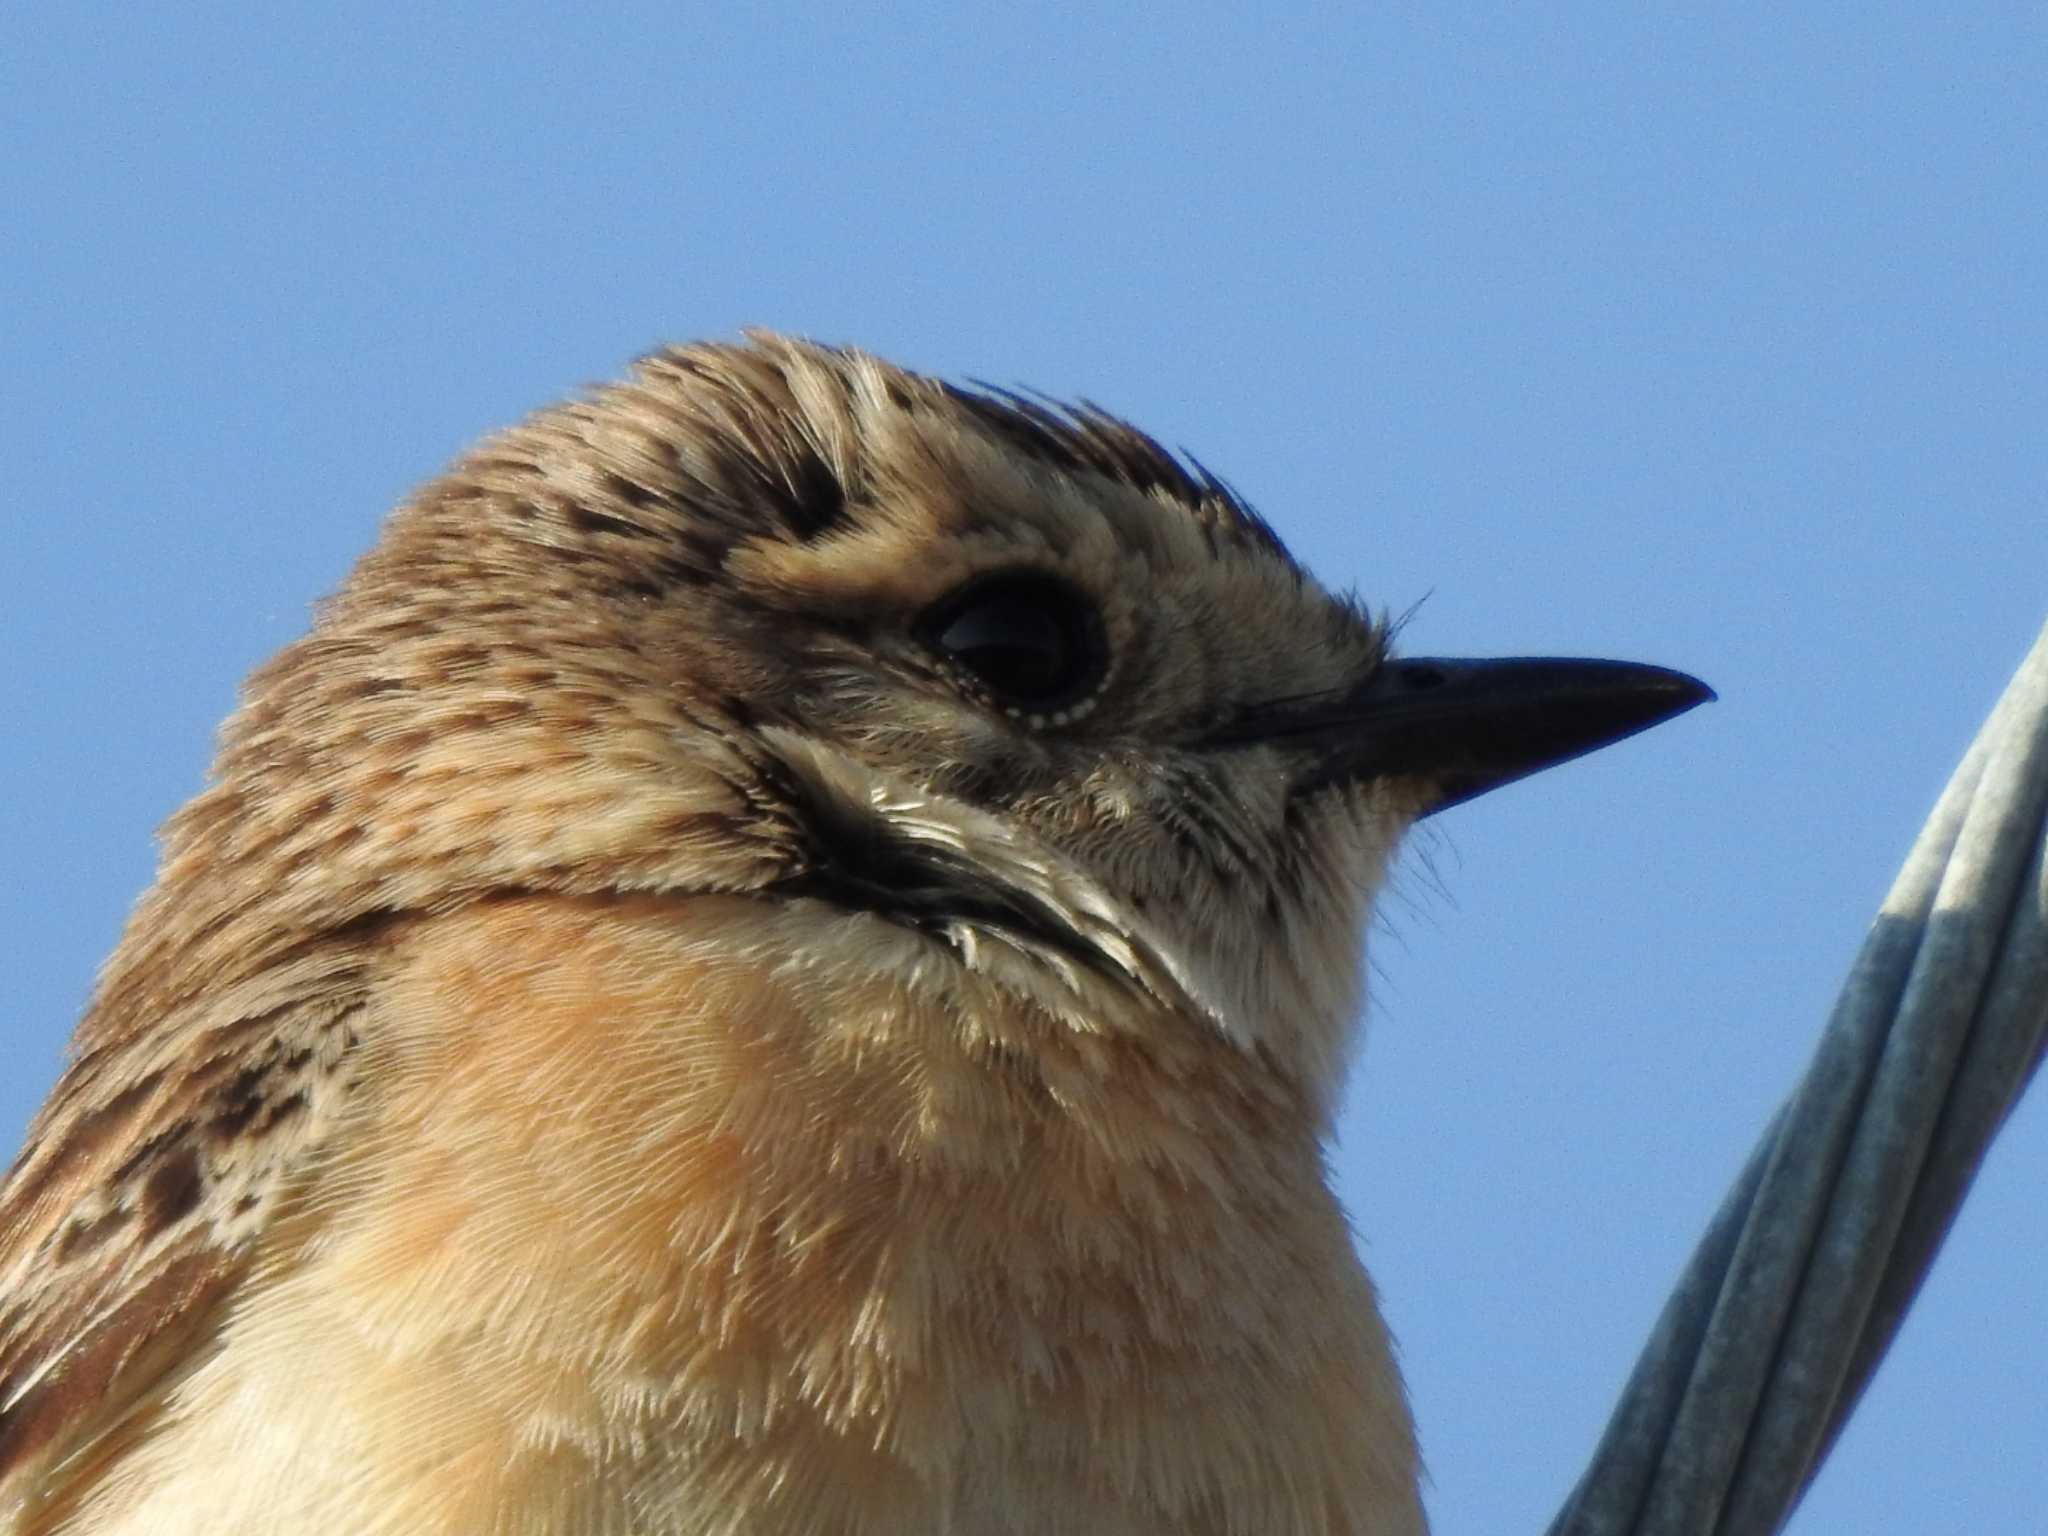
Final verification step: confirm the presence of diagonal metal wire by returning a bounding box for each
[1548,619,2048,1536]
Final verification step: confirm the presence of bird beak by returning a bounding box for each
[1268,656,1715,816]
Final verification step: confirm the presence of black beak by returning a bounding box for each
[1222,657,1714,817]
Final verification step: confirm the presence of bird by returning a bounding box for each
[0,333,1709,1535]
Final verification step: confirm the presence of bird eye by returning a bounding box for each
[920,572,1106,714]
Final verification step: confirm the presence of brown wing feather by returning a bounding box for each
[0,987,368,1517]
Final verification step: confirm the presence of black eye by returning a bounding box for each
[920,572,1107,714]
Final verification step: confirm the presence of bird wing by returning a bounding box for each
[0,982,369,1528]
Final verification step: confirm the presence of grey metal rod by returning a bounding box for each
[1546,620,2048,1536]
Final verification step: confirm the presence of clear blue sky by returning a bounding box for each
[4,6,2043,1531]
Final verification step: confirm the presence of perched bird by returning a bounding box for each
[0,334,1708,1535]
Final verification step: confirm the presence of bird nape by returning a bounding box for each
[0,333,1707,1536]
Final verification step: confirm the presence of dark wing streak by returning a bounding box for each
[0,992,368,1514]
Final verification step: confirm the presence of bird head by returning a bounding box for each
[96,333,1708,1113]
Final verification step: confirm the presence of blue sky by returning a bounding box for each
[4,6,2043,1531]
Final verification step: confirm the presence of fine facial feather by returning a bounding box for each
[1,333,1425,1533]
